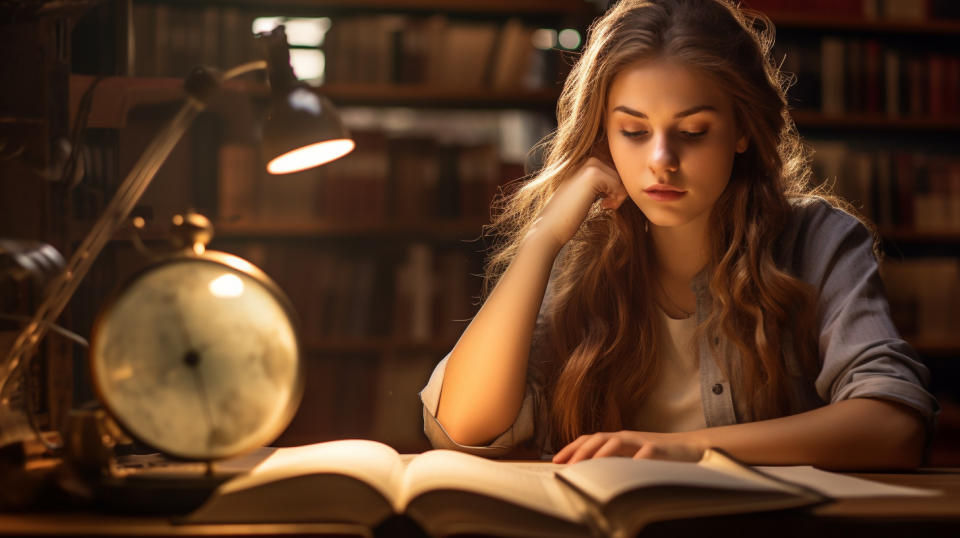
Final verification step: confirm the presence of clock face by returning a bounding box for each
[90,254,303,460]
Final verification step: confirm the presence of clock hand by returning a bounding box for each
[184,350,219,447]
[167,291,220,445]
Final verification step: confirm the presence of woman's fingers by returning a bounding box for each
[582,156,628,210]
[567,434,611,464]
[555,431,706,464]
[555,433,643,463]
[554,433,607,463]
[599,189,629,210]
[552,434,591,463]
[633,442,662,461]
[592,436,633,459]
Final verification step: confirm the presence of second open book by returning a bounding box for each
[183,439,836,537]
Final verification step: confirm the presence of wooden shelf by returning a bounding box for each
[303,337,455,354]
[67,220,179,245]
[213,219,490,241]
[905,336,960,357]
[70,75,561,129]
[68,218,493,245]
[150,0,596,16]
[881,229,960,244]
[792,110,960,131]
[768,12,960,35]
[319,83,560,109]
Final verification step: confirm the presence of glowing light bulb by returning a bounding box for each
[267,139,355,174]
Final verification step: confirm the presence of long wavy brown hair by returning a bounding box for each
[482,0,853,449]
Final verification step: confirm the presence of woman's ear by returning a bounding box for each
[736,133,749,153]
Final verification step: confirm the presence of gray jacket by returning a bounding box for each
[419,197,939,457]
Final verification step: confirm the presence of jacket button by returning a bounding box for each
[712,383,724,395]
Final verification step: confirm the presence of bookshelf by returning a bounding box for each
[136,0,595,16]
[753,1,960,464]
[881,229,960,244]
[767,12,960,34]
[792,110,960,132]
[69,75,562,130]
[58,0,597,452]
[14,0,957,458]
[303,337,458,355]
[214,219,491,240]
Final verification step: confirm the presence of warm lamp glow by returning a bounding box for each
[266,138,355,174]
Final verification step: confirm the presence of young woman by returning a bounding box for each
[419,0,938,470]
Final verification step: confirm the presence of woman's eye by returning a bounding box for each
[681,130,707,139]
[620,129,648,139]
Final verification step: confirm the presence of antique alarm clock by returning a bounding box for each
[88,213,304,461]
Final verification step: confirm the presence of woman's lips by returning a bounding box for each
[644,186,687,201]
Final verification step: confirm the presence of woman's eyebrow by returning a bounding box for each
[611,104,718,118]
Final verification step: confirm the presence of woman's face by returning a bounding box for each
[605,59,748,230]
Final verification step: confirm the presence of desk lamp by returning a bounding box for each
[0,25,354,453]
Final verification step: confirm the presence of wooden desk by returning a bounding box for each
[1,467,958,537]
[642,467,960,538]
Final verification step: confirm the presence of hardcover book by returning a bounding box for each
[184,439,826,537]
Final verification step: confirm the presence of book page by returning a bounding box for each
[217,439,405,502]
[755,466,942,498]
[556,456,783,505]
[398,449,585,522]
[698,448,814,496]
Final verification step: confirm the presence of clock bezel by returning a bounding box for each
[88,249,306,461]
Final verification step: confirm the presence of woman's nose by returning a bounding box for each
[649,136,679,177]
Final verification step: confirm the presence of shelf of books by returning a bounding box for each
[766,12,960,34]
[754,0,960,465]
[215,219,491,241]
[66,0,597,450]
[910,339,960,357]
[746,0,960,27]
[69,0,958,453]
[321,84,562,108]
[881,229,960,244]
[140,0,595,16]
[303,337,456,355]
[70,76,562,129]
[792,111,960,132]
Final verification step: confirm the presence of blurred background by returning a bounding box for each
[0,0,958,463]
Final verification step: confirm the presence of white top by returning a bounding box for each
[630,309,706,433]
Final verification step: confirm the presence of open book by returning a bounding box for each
[183,439,825,537]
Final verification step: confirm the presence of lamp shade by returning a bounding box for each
[261,84,355,174]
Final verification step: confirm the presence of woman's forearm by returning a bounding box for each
[689,398,927,470]
[436,233,561,446]
[436,158,628,447]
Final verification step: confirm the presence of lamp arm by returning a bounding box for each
[0,62,268,444]
[222,60,267,82]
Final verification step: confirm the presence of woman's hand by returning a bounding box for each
[527,147,629,252]
[552,430,708,464]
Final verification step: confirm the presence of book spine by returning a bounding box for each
[928,55,945,117]
[810,142,960,232]
[895,152,915,228]
[863,39,883,114]
[821,38,846,115]
[950,162,960,231]
[882,0,929,21]
[884,48,901,117]
[906,54,926,117]
[845,38,863,113]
